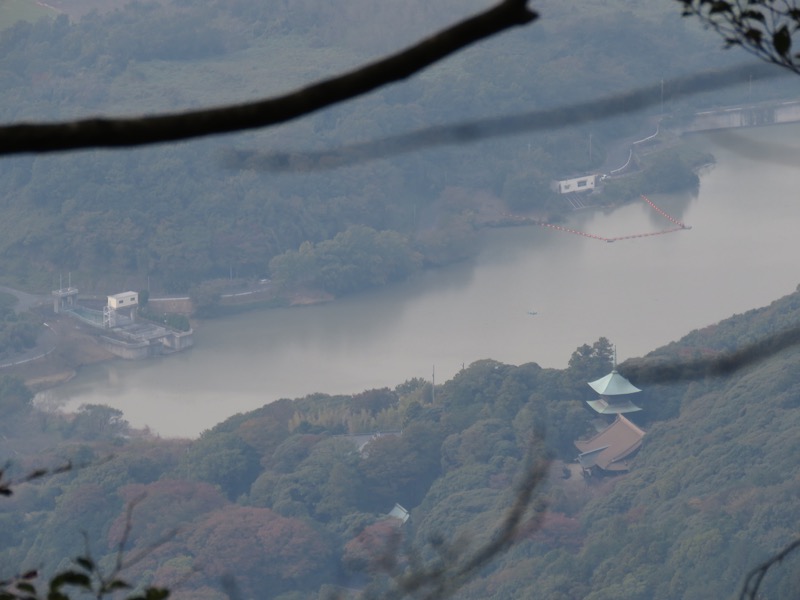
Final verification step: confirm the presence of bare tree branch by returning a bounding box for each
[739,537,800,600]
[620,322,800,385]
[0,460,73,497]
[0,0,536,157]
[222,61,786,172]
[372,444,550,600]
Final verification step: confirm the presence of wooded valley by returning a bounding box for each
[2,1,800,599]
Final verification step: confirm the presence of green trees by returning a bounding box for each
[249,436,363,521]
[66,405,129,441]
[363,424,443,508]
[4,0,800,597]
[643,151,699,193]
[188,281,225,318]
[269,226,423,297]
[3,298,800,598]
[0,0,743,293]
[0,375,32,424]
[567,337,614,384]
[177,432,261,500]
[0,297,37,361]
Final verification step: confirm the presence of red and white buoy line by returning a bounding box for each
[538,194,691,243]
[640,194,688,228]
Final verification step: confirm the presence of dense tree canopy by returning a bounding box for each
[2,1,800,599]
[0,0,786,293]
[3,287,800,597]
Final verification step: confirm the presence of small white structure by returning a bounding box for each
[555,174,597,194]
[108,291,138,309]
[387,503,410,524]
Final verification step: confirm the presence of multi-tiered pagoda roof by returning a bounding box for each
[575,366,646,475]
[586,370,642,414]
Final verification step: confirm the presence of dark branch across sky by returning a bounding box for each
[223,62,786,172]
[0,0,536,156]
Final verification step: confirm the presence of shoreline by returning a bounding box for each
[1,310,116,392]
[0,198,621,394]
[0,142,689,396]
[1,287,338,394]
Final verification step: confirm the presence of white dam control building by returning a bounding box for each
[108,291,138,309]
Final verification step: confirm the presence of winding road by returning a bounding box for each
[0,286,57,369]
[0,285,48,314]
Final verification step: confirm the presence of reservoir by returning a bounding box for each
[38,124,800,438]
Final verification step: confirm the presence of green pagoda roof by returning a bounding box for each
[587,370,641,396]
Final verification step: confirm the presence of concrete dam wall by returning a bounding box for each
[680,100,800,133]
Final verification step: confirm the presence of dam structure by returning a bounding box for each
[52,287,193,359]
[674,98,800,133]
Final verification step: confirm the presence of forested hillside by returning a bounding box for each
[0,286,800,600]
[4,2,800,599]
[3,287,800,598]
[0,0,789,294]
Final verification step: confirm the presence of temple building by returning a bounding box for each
[575,366,646,475]
[585,369,642,414]
[575,414,645,475]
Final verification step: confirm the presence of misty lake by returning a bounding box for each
[36,123,800,438]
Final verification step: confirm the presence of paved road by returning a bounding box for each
[0,285,58,369]
[0,285,49,314]
[0,286,55,369]
[600,116,661,176]
[0,324,58,369]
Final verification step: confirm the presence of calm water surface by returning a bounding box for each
[38,124,800,437]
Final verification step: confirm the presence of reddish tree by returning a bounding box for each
[525,511,583,551]
[184,505,333,597]
[342,520,403,575]
[109,480,228,550]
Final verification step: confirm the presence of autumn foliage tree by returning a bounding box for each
[183,506,333,599]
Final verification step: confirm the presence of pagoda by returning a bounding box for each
[575,363,646,475]
[585,369,642,414]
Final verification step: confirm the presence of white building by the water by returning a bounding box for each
[107,291,138,309]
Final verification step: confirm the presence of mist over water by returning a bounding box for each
[38,124,800,438]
